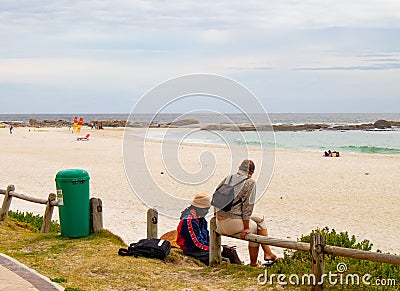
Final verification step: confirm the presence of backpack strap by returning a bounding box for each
[231,177,248,187]
[230,198,242,208]
[230,177,249,207]
[226,175,233,185]
[216,176,248,192]
[118,245,140,257]
[216,175,232,191]
[118,248,132,256]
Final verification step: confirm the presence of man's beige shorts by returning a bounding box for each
[216,215,267,247]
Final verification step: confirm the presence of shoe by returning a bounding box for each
[263,258,277,267]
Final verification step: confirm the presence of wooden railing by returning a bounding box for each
[0,184,103,233]
[209,217,400,290]
[146,208,400,291]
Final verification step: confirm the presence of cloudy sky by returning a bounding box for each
[1,0,400,113]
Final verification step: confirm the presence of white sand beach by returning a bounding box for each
[0,127,399,262]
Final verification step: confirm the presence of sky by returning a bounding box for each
[1,0,400,113]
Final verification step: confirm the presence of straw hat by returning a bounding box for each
[191,193,211,209]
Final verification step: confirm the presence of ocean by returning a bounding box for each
[137,127,400,155]
[2,112,400,125]
[2,113,400,154]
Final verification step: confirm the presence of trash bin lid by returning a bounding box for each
[55,169,90,182]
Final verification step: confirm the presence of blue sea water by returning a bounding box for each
[2,113,400,154]
[138,128,400,155]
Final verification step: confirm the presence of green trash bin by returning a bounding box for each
[55,169,90,237]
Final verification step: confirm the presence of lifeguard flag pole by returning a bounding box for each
[73,116,78,132]
[77,117,83,133]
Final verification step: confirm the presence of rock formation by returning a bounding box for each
[168,118,200,127]
[373,119,392,129]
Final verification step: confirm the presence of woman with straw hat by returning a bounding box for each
[176,193,211,265]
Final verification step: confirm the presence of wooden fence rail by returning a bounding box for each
[8,190,59,206]
[146,209,400,291]
[0,184,103,234]
[218,231,400,265]
[209,217,400,291]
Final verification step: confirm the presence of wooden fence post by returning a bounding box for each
[90,198,103,233]
[0,185,15,221]
[147,208,158,239]
[311,233,325,291]
[209,217,221,265]
[41,193,56,233]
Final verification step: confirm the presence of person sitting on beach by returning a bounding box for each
[324,150,340,157]
[176,193,211,265]
[215,159,277,268]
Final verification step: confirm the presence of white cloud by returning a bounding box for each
[1,0,400,112]
[2,1,400,36]
[200,29,231,44]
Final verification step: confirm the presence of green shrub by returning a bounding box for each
[8,210,60,233]
[274,227,400,290]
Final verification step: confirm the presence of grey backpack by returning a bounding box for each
[211,176,247,211]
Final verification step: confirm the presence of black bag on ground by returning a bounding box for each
[211,175,248,212]
[222,245,242,265]
[118,238,171,260]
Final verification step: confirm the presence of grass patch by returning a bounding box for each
[0,216,399,290]
[51,277,67,283]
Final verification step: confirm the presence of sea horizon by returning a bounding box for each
[2,113,400,155]
[1,112,400,126]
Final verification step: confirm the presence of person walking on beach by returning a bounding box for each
[176,193,211,265]
[9,125,13,134]
[214,159,277,268]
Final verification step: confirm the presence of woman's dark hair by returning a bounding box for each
[194,206,210,218]
[180,205,209,219]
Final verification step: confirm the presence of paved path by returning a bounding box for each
[0,253,63,291]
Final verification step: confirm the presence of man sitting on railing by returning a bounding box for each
[176,193,211,265]
[214,159,278,268]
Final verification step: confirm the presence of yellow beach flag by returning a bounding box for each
[73,116,78,132]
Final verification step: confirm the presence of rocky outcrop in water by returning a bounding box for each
[199,120,399,131]
[142,118,201,128]
[273,123,330,131]
[330,124,375,131]
[169,118,199,127]
[90,120,127,127]
[373,119,392,129]
[2,117,399,131]
[27,119,72,127]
